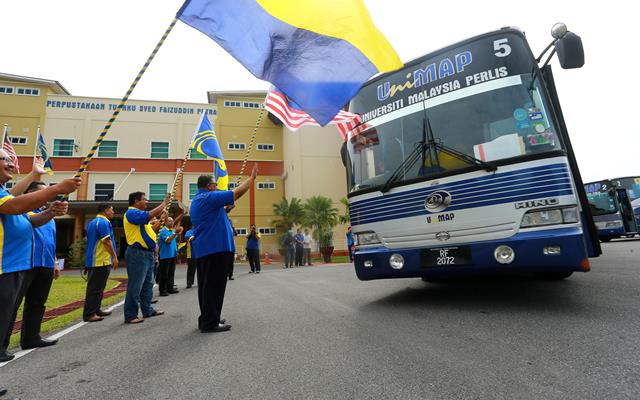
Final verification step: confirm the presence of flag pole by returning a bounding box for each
[233,106,265,186]
[158,113,204,231]
[1,124,7,145]
[62,17,179,199]
[113,167,135,198]
[32,126,41,167]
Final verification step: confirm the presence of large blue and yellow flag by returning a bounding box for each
[177,0,402,126]
[191,114,229,190]
[37,131,54,175]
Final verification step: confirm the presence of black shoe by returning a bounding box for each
[151,299,158,304]
[21,338,58,350]
[256,271,260,274]
[200,323,231,333]
[228,276,234,280]
[0,387,7,396]
[186,284,192,288]
[0,350,15,362]
[248,271,254,274]
[159,292,169,297]
[168,290,180,294]
[219,319,226,324]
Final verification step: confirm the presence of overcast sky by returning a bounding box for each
[1,1,636,182]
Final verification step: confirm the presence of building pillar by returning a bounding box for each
[73,214,85,241]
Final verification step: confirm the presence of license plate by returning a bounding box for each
[422,246,472,267]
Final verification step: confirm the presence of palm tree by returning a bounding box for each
[272,198,304,248]
[338,197,350,224]
[303,196,339,247]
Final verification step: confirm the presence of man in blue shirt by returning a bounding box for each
[0,149,80,363]
[83,204,118,323]
[123,191,169,324]
[294,229,305,266]
[191,164,256,333]
[158,215,183,296]
[14,181,63,350]
[245,224,261,273]
[346,226,355,262]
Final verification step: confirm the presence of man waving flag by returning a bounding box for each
[191,114,229,190]
[177,0,402,126]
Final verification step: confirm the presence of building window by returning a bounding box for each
[243,101,262,109]
[98,140,118,157]
[15,87,40,96]
[227,181,238,190]
[150,142,169,159]
[190,151,207,159]
[0,86,14,95]
[257,182,276,190]
[53,138,74,156]
[223,100,242,108]
[235,228,248,235]
[189,183,198,200]
[95,183,115,201]
[258,227,276,235]
[227,142,246,151]
[256,143,274,151]
[4,182,15,189]
[149,184,168,201]
[9,136,28,145]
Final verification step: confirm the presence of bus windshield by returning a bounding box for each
[585,181,617,216]
[346,31,564,193]
[614,177,640,202]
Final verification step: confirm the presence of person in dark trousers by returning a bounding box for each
[246,224,261,273]
[190,164,256,333]
[12,181,62,349]
[346,226,355,262]
[0,149,80,363]
[283,230,295,268]
[123,191,169,324]
[227,215,237,280]
[158,215,183,296]
[294,228,304,266]
[83,204,118,322]
[184,228,196,288]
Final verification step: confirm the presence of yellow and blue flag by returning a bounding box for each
[191,114,228,190]
[177,0,402,126]
[37,131,54,175]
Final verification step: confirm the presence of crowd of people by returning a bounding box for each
[0,151,258,398]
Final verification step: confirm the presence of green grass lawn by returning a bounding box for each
[311,255,351,264]
[9,274,126,350]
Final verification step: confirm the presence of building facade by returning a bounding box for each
[2,73,349,261]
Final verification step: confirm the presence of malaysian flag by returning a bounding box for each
[265,87,367,141]
[2,134,20,173]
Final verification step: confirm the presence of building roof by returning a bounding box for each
[0,72,70,95]
[207,90,267,104]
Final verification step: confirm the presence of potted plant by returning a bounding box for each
[303,196,339,263]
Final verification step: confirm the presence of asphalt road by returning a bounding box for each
[2,240,640,400]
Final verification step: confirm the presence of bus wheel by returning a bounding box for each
[600,237,611,242]
[535,271,573,280]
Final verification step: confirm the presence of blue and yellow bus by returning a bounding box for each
[585,177,640,241]
[342,24,600,281]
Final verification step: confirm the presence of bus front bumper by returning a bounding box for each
[354,227,589,281]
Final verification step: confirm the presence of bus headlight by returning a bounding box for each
[355,231,381,246]
[605,221,623,228]
[520,207,579,228]
[389,253,404,269]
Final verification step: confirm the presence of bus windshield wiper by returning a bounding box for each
[424,119,497,173]
[380,141,426,193]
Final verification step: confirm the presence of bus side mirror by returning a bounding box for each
[556,32,584,69]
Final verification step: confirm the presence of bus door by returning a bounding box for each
[616,188,637,233]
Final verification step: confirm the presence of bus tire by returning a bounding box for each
[600,237,612,242]
[535,271,573,280]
